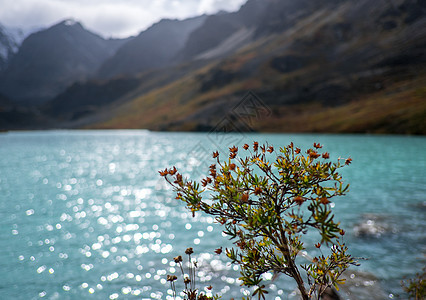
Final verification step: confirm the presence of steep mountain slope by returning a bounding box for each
[43,77,141,122]
[177,0,267,61]
[3,0,425,134]
[0,92,12,109]
[0,19,128,104]
[0,23,23,72]
[96,15,207,79]
[83,0,426,134]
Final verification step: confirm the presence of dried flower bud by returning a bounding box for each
[237,239,246,249]
[169,166,177,175]
[241,192,249,203]
[294,196,305,205]
[320,197,330,205]
[185,247,194,255]
[308,149,320,159]
[201,178,208,187]
[229,146,238,153]
[214,247,222,255]
[254,187,262,195]
[159,169,168,176]
[253,142,259,152]
[174,173,183,185]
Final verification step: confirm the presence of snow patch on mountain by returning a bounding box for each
[0,23,32,71]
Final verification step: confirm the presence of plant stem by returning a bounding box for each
[280,243,309,299]
[277,227,310,300]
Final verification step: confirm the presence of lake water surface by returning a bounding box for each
[0,131,424,299]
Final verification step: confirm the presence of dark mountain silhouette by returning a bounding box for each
[80,0,425,134]
[1,0,425,134]
[0,19,129,104]
[43,78,141,122]
[96,15,207,79]
[0,92,11,108]
[0,91,47,129]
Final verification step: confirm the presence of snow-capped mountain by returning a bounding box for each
[0,22,39,71]
[0,19,129,103]
[0,23,21,70]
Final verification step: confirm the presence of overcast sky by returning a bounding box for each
[0,0,248,38]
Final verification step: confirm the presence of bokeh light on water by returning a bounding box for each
[0,131,424,299]
[0,131,279,299]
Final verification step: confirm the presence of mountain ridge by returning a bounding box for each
[0,19,130,104]
[0,23,25,72]
[96,15,208,79]
[83,0,426,134]
[1,0,425,133]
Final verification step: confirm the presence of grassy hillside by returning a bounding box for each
[255,76,426,134]
[90,70,425,134]
[36,0,425,134]
[85,0,425,134]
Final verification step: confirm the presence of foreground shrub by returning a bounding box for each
[161,142,358,299]
[402,267,425,300]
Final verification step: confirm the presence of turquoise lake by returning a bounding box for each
[0,130,424,299]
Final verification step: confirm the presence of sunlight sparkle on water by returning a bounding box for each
[1,131,424,299]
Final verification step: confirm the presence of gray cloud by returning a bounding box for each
[0,0,247,38]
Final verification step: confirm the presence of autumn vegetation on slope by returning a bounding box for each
[89,1,426,134]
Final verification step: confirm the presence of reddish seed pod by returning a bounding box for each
[253,142,259,152]
[214,247,222,255]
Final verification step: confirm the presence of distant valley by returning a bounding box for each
[0,0,425,134]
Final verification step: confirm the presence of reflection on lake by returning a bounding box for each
[0,130,424,299]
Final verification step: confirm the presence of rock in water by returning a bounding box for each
[320,287,340,300]
[353,213,397,238]
[338,270,389,300]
